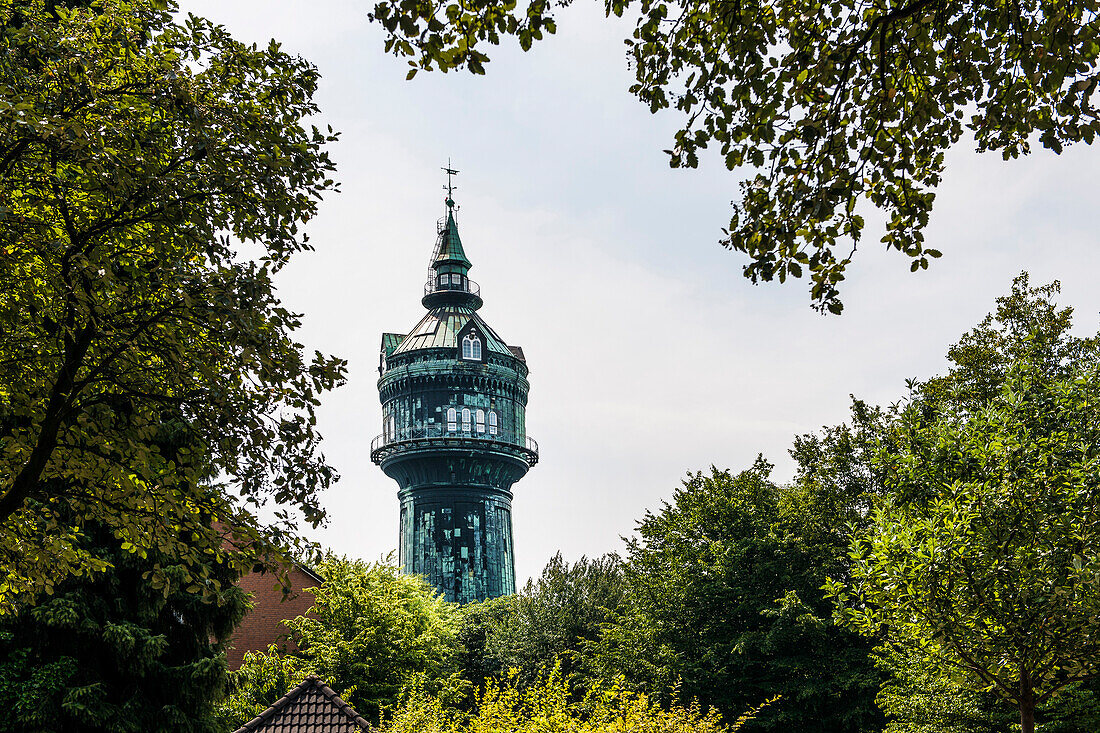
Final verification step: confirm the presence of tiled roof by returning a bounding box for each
[392,305,517,358]
[232,675,370,733]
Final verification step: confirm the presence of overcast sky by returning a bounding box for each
[182,0,1100,585]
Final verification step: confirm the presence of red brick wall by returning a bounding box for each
[227,565,319,670]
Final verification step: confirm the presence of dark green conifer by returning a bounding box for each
[0,517,247,732]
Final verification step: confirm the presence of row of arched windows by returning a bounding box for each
[446,407,498,435]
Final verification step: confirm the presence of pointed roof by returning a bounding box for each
[432,201,472,270]
[232,675,370,733]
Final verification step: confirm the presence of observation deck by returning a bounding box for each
[370,425,539,466]
[421,275,483,310]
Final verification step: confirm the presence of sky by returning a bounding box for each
[182,0,1100,586]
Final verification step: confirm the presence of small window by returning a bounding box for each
[476,409,485,433]
[447,408,457,432]
[461,408,471,431]
[388,415,396,439]
[439,273,449,286]
[488,411,498,435]
[462,332,482,360]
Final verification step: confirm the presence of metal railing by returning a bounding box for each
[371,424,538,456]
[424,278,480,298]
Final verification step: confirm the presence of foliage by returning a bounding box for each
[593,460,883,732]
[0,520,248,732]
[829,357,1100,732]
[457,552,624,693]
[366,0,1100,311]
[918,273,1099,415]
[874,644,1015,733]
[875,645,1100,733]
[0,0,344,604]
[221,557,463,727]
[380,666,762,733]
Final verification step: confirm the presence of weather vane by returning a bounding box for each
[442,159,459,203]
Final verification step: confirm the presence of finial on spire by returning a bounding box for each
[442,159,459,207]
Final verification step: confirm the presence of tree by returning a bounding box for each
[0,518,248,732]
[221,557,464,727]
[0,0,344,603]
[366,0,1100,311]
[456,552,625,694]
[829,357,1100,733]
[594,460,883,732]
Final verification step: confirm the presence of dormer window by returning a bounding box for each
[462,332,482,360]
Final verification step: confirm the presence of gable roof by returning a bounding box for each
[232,675,370,733]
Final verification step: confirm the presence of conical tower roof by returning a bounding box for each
[432,201,472,270]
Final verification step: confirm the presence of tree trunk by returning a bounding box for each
[1019,680,1036,733]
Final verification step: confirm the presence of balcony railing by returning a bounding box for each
[424,278,480,298]
[371,424,538,460]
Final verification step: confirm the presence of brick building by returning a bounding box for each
[226,562,324,670]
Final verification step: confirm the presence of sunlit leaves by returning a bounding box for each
[0,1,344,606]
[829,359,1100,722]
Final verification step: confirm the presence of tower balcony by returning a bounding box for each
[370,425,538,466]
[422,276,483,310]
[424,277,480,298]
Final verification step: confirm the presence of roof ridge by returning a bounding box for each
[231,675,370,733]
[314,677,372,729]
[231,675,317,733]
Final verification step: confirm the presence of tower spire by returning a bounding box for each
[442,160,459,207]
[423,161,480,310]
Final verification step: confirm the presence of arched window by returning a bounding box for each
[461,408,471,432]
[387,415,396,440]
[488,411,498,435]
[462,332,482,360]
[447,408,457,432]
[475,409,486,433]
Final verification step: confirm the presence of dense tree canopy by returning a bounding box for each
[222,558,463,728]
[0,0,343,603]
[829,277,1100,733]
[0,519,247,732]
[456,552,624,693]
[593,460,883,732]
[367,0,1100,311]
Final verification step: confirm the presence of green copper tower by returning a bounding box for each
[371,182,537,603]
